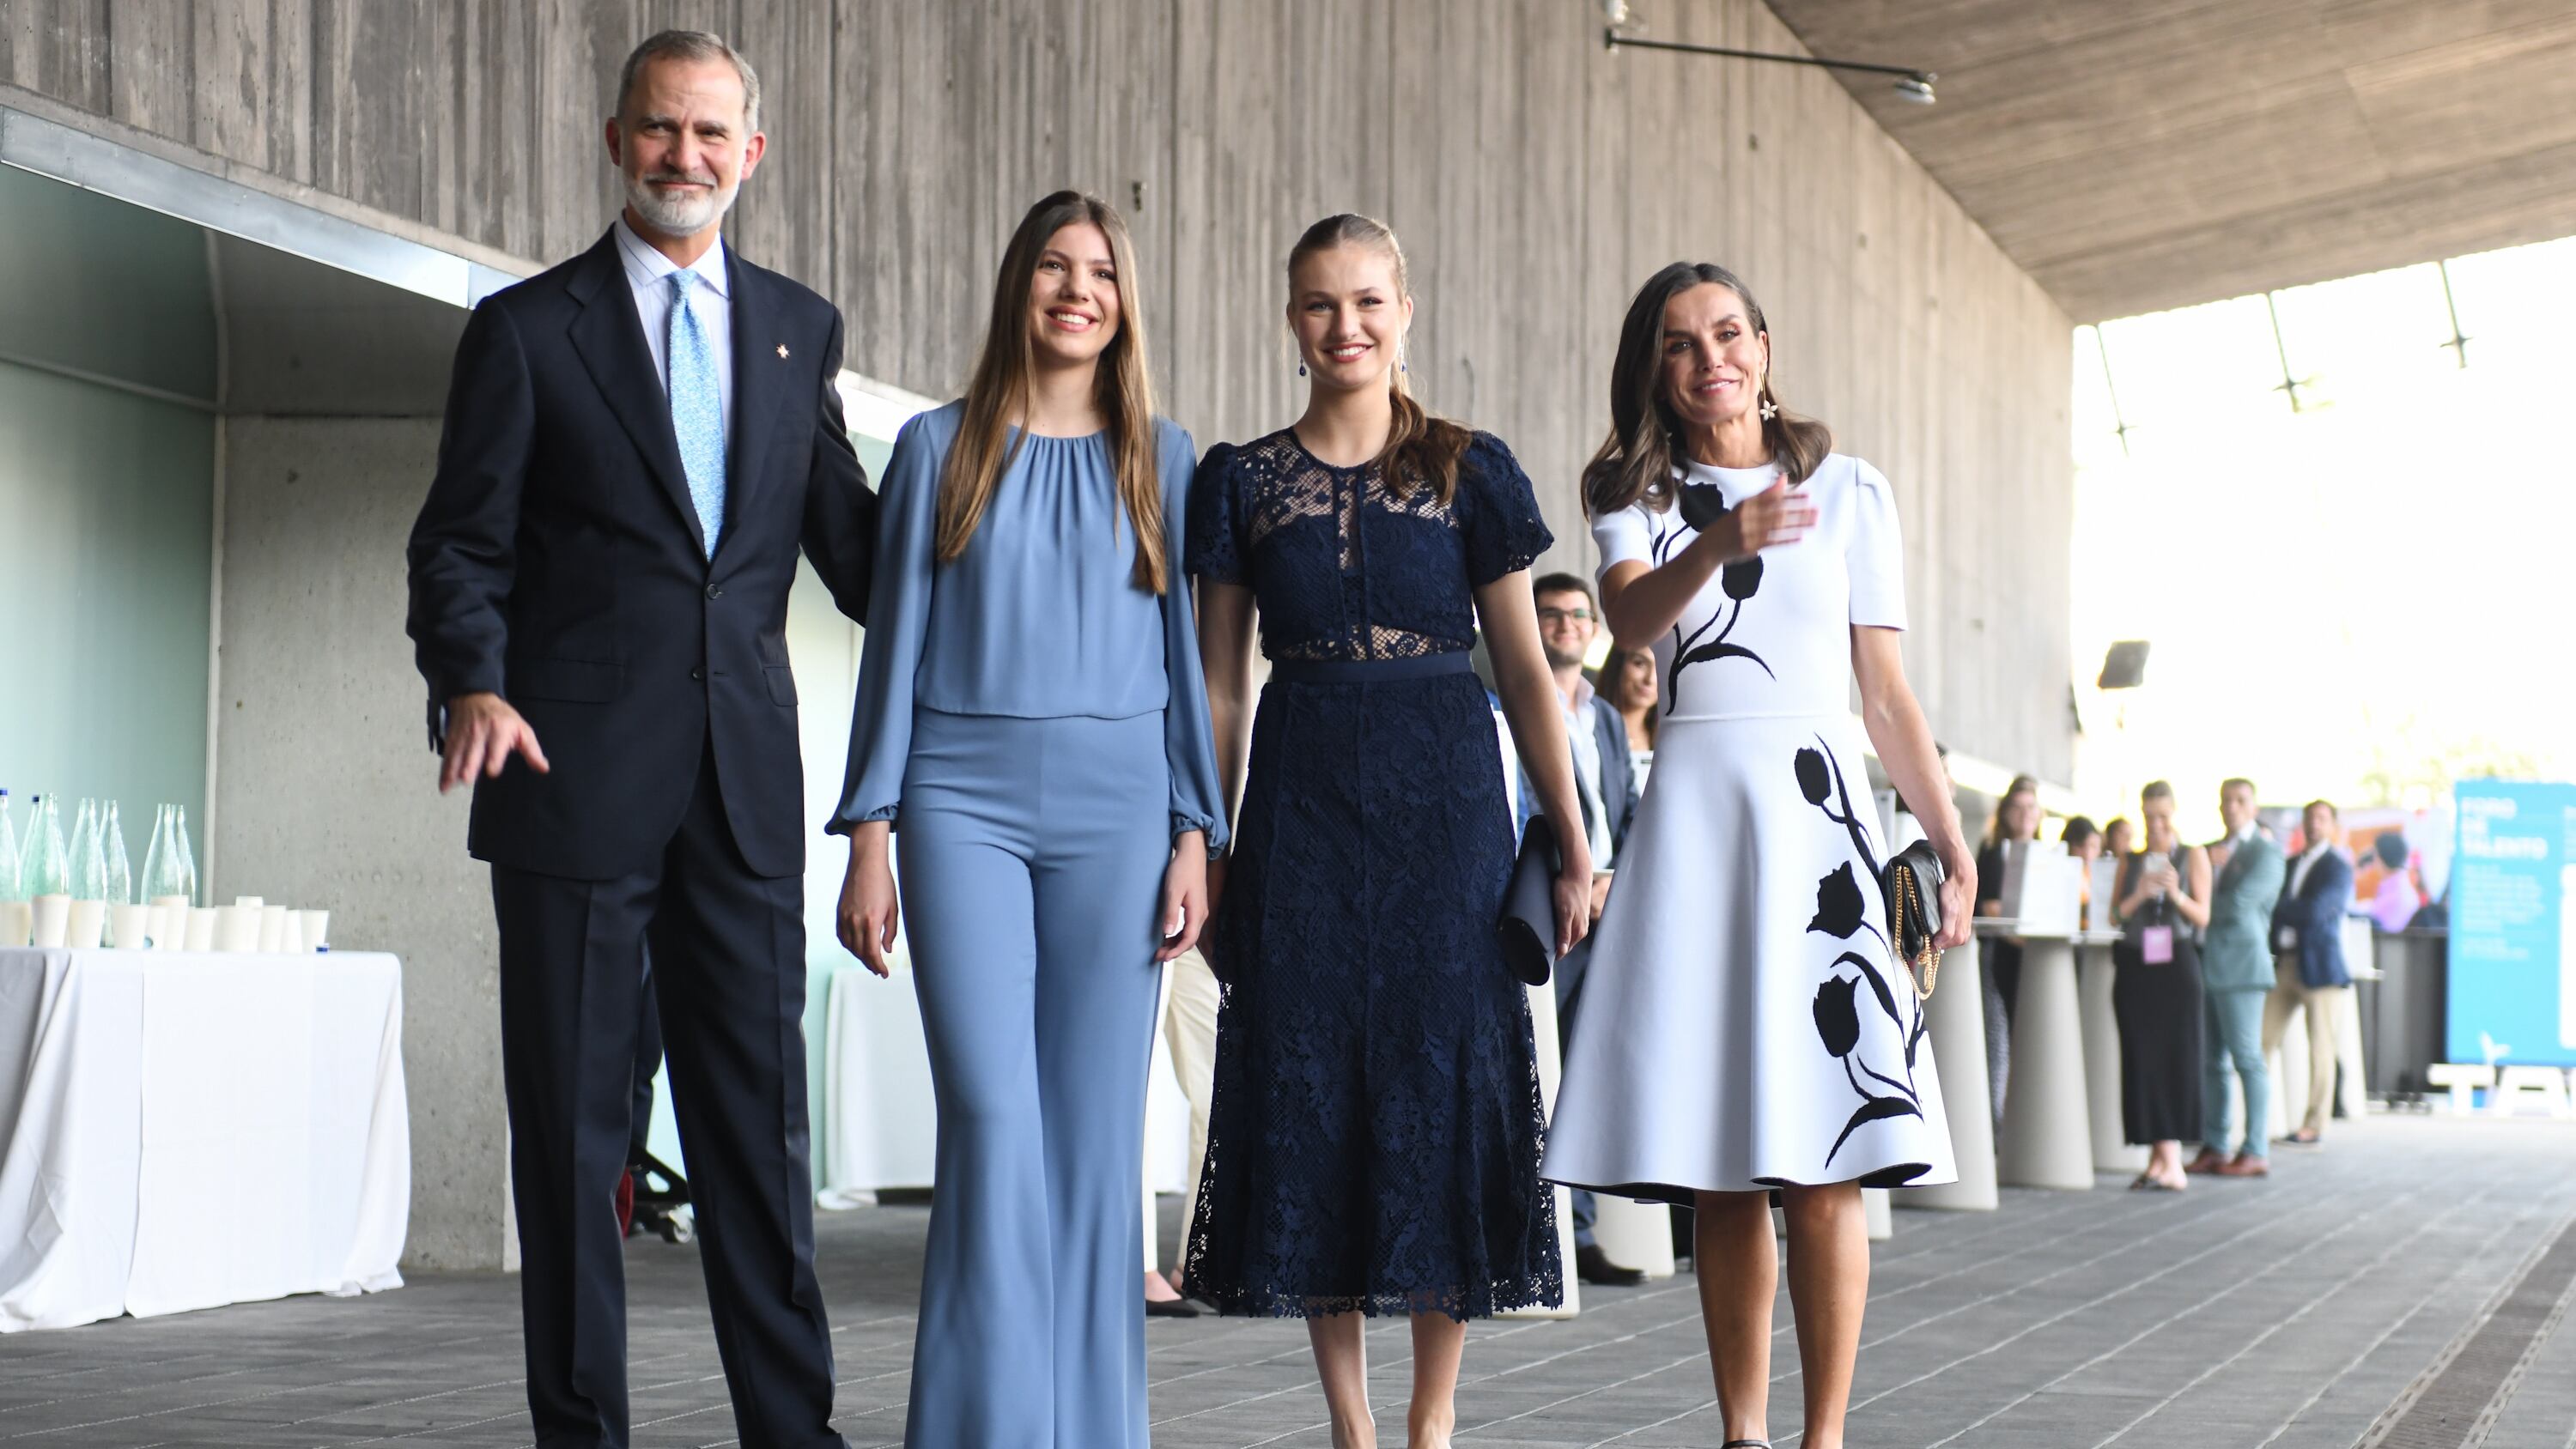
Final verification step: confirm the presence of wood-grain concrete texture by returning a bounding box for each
[1767,0,2576,324]
[2,0,2076,779]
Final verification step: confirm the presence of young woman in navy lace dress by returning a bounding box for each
[1183,213,1592,1449]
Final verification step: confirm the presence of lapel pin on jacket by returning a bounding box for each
[776,343,789,359]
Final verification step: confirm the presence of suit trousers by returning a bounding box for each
[2262,959,2352,1138]
[492,747,841,1449]
[1148,948,1221,1273]
[2200,987,2270,1159]
[897,708,1172,1449]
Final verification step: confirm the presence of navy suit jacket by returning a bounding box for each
[406,228,877,881]
[2269,847,2356,988]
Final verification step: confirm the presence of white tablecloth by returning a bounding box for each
[0,947,409,1331]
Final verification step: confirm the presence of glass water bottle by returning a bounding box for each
[24,797,68,900]
[68,799,105,902]
[104,802,131,907]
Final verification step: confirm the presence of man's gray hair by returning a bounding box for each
[617,30,762,133]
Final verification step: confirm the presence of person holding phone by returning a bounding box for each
[2111,779,2211,1191]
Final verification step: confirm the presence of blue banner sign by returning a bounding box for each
[2445,780,2576,1067]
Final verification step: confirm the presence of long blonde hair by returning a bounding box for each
[938,191,1167,593]
[1287,214,1473,505]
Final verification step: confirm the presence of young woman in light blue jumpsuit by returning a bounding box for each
[831,191,1225,1448]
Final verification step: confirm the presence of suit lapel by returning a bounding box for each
[721,249,787,561]
[565,228,707,556]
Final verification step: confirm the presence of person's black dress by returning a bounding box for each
[1181,427,1563,1319]
[2111,852,2205,1144]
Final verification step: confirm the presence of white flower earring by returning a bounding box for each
[1759,385,1779,422]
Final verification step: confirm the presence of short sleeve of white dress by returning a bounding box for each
[1844,460,1908,631]
[1592,502,1656,581]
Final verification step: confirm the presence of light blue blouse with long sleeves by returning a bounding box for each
[829,399,1227,851]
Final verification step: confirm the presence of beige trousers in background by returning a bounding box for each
[2261,955,2353,1138]
[1144,948,1222,1272]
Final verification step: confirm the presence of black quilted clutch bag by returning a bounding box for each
[1883,840,1946,997]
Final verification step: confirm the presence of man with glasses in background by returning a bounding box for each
[1522,573,1644,1287]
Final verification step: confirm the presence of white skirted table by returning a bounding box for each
[1989,924,2096,1190]
[1893,932,1997,1211]
[0,947,409,1331]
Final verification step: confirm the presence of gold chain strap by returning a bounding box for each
[1893,865,1942,1000]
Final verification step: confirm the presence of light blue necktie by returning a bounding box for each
[667,270,726,558]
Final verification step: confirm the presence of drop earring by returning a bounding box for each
[1759,387,1779,422]
[1297,360,1308,378]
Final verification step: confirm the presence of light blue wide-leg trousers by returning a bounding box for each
[897,707,1171,1449]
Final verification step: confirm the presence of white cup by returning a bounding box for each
[150,895,190,952]
[301,909,330,952]
[185,907,217,952]
[109,903,150,950]
[215,904,258,953]
[276,908,304,955]
[30,894,70,949]
[66,900,106,950]
[234,895,264,909]
[258,905,290,954]
[0,900,31,948]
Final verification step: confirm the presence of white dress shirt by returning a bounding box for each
[2277,840,2332,949]
[613,216,734,437]
[1558,675,1616,867]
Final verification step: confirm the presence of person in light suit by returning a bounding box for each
[405,30,874,1449]
[2266,798,2357,1146]
[2188,779,2285,1177]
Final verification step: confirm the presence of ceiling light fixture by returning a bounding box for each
[1604,24,1937,106]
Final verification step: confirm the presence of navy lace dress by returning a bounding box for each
[1180,427,1564,1319]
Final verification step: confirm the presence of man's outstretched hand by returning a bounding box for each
[439,691,550,793]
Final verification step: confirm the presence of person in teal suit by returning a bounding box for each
[2190,778,2287,1176]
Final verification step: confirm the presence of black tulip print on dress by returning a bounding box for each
[1795,742,1929,1169]
[1651,482,1773,713]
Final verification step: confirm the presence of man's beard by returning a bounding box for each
[625,168,737,237]
[1543,643,1585,672]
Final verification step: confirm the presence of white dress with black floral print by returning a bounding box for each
[1541,452,1957,1197]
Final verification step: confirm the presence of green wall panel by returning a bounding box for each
[0,361,215,841]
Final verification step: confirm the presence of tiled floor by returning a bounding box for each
[3,1116,2571,1448]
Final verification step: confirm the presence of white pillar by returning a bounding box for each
[1507,978,1580,1319]
[1592,1194,1678,1278]
[2078,942,2147,1173]
[1995,937,2093,1189]
[1895,934,1997,1210]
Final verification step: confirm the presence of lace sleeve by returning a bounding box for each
[1186,440,1245,584]
[1459,433,1553,585]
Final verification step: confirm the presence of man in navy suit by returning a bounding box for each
[407,30,873,1449]
[2264,799,2356,1148]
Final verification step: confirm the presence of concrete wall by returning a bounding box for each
[4,0,2075,779]
[11,0,2080,1270]
[210,415,507,1271]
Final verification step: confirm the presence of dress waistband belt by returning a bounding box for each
[1267,652,1474,685]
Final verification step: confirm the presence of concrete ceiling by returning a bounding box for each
[1762,0,2576,321]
